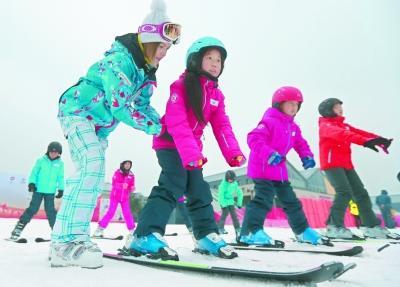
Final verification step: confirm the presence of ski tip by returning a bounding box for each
[377,243,390,252]
[332,262,357,280]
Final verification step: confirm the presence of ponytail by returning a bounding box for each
[184,71,205,123]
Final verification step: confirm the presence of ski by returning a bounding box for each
[104,253,356,283]
[229,243,363,257]
[5,238,27,243]
[329,232,399,243]
[92,235,124,240]
[331,237,399,243]
[165,232,178,236]
[327,234,366,241]
[35,237,51,243]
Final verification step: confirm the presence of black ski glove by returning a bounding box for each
[28,183,37,192]
[55,190,64,199]
[363,137,392,152]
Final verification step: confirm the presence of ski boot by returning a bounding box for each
[10,220,26,241]
[218,228,228,234]
[296,227,332,246]
[326,225,359,240]
[119,232,178,261]
[363,226,400,239]
[238,229,284,248]
[50,241,103,269]
[92,226,104,238]
[195,233,238,259]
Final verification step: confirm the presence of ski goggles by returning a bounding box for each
[138,22,181,44]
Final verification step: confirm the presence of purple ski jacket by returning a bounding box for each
[247,107,313,181]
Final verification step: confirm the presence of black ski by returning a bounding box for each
[165,232,178,236]
[35,237,51,243]
[5,238,27,243]
[229,243,363,257]
[104,253,356,283]
[331,237,399,244]
[92,235,124,240]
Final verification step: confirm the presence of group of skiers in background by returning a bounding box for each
[7,0,399,269]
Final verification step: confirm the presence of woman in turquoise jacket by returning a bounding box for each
[50,0,181,269]
[9,142,64,240]
[218,170,243,238]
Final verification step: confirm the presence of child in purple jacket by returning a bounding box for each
[239,86,330,246]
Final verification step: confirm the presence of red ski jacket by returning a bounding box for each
[318,116,378,170]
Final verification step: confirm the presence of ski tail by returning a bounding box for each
[5,238,27,243]
[35,237,51,243]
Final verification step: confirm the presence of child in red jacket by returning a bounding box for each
[318,98,398,239]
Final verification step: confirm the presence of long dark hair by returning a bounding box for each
[184,70,205,123]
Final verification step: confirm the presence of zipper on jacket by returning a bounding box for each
[283,123,292,155]
[280,166,284,182]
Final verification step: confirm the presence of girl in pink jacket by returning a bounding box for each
[93,160,135,237]
[121,37,246,260]
[240,87,330,246]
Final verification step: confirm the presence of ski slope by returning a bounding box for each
[1,218,399,286]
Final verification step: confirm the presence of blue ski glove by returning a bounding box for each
[301,157,316,169]
[268,152,283,166]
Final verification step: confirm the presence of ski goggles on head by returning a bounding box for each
[138,22,181,44]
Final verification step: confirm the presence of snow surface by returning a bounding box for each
[1,218,399,287]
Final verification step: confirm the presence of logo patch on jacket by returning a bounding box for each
[210,99,219,107]
[170,93,178,103]
[291,131,296,136]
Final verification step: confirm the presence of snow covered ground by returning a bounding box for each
[1,218,399,287]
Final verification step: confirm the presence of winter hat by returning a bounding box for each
[139,0,173,44]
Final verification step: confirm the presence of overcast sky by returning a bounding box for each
[1,0,399,196]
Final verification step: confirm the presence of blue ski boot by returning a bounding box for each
[239,229,272,245]
[195,233,237,259]
[119,232,178,260]
[238,229,284,247]
[296,227,332,246]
